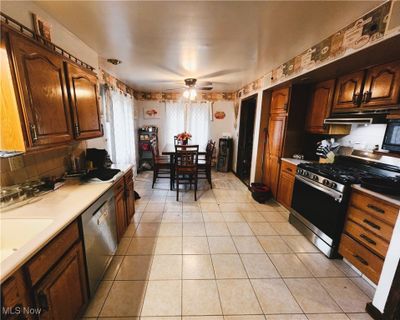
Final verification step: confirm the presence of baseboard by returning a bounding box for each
[366,302,384,320]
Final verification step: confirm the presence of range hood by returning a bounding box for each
[324,109,390,125]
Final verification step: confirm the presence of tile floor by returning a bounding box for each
[82,171,374,320]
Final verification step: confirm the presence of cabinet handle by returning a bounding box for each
[363,219,381,230]
[367,204,385,214]
[286,168,292,172]
[37,291,49,312]
[362,91,372,103]
[283,103,288,110]
[30,124,38,142]
[353,254,369,266]
[352,93,361,105]
[360,234,377,245]
[74,123,80,136]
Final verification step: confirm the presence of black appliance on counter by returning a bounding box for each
[289,151,400,258]
[216,138,233,172]
[383,119,400,152]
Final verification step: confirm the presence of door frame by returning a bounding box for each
[236,93,258,185]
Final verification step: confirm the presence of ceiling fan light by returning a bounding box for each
[183,89,190,98]
[190,88,197,100]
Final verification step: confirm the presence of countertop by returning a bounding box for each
[0,163,134,282]
[352,184,400,207]
[281,158,311,166]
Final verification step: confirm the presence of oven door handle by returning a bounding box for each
[295,175,343,202]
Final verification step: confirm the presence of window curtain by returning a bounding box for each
[164,101,185,146]
[103,85,136,166]
[187,101,210,148]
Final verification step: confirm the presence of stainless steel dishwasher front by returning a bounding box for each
[81,188,117,296]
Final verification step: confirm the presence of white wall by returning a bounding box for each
[337,124,387,150]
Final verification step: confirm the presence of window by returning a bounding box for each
[164,101,210,147]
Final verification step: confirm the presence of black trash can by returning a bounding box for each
[250,183,272,203]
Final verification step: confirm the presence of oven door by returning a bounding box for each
[290,175,347,255]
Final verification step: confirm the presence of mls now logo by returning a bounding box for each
[2,306,42,316]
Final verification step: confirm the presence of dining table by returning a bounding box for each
[162,143,207,190]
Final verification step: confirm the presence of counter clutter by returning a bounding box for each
[0,163,134,282]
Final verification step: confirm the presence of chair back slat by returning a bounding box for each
[175,145,199,172]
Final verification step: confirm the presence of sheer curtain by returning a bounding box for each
[187,101,210,148]
[103,86,136,166]
[164,101,185,145]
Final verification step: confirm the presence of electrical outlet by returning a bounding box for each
[8,155,24,171]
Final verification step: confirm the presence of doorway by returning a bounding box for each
[236,94,257,186]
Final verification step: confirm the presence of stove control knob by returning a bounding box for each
[303,171,309,177]
[312,175,318,181]
[331,182,337,189]
[322,179,330,186]
[298,169,303,175]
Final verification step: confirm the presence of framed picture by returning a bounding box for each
[32,13,52,41]
[143,105,160,119]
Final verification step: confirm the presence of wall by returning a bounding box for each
[337,124,387,150]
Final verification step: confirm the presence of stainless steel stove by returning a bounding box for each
[289,151,400,258]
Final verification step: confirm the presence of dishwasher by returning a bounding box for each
[81,188,117,296]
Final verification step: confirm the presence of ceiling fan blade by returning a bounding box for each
[197,68,243,79]
[196,81,213,86]
[164,87,185,91]
[198,86,213,91]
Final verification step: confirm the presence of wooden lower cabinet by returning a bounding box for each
[115,182,128,242]
[276,160,297,209]
[339,188,399,284]
[1,220,88,320]
[125,177,135,223]
[34,242,88,320]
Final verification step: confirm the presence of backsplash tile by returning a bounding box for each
[0,141,86,187]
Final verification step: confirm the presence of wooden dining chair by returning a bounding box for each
[150,141,172,189]
[198,140,215,188]
[174,145,199,201]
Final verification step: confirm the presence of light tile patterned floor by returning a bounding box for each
[82,171,374,320]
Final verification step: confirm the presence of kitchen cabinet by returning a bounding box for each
[270,87,290,114]
[114,177,128,242]
[305,79,335,134]
[8,31,73,148]
[332,60,400,113]
[339,188,400,284]
[65,63,102,140]
[276,160,297,209]
[361,61,400,109]
[124,169,135,223]
[34,242,87,320]
[1,270,33,320]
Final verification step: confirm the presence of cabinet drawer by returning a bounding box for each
[339,234,383,284]
[27,221,79,285]
[347,205,394,242]
[280,160,296,176]
[114,176,125,195]
[350,191,399,226]
[344,220,389,258]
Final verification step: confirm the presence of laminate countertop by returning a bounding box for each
[0,163,134,283]
[281,158,311,166]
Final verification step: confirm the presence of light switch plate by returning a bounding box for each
[8,155,24,171]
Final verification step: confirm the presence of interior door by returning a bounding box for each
[332,71,365,112]
[361,60,400,108]
[65,63,102,139]
[8,32,73,147]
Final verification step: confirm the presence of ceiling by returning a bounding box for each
[35,1,383,92]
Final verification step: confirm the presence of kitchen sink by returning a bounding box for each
[0,218,53,262]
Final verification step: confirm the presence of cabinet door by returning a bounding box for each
[270,87,290,114]
[125,180,135,223]
[332,71,365,112]
[361,61,400,108]
[305,79,335,133]
[115,190,127,242]
[277,171,295,209]
[35,242,88,320]
[268,156,281,197]
[65,63,102,139]
[8,32,73,147]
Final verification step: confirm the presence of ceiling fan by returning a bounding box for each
[166,78,213,100]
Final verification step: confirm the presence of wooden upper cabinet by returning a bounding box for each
[332,71,365,112]
[361,61,400,108]
[8,32,73,147]
[305,79,335,133]
[270,87,290,114]
[65,63,102,139]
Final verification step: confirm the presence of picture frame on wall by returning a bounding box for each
[143,105,161,119]
[32,13,52,42]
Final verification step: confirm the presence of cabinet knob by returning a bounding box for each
[30,124,38,142]
[362,91,372,103]
[74,123,80,136]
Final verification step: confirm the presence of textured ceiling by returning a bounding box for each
[35,1,383,92]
